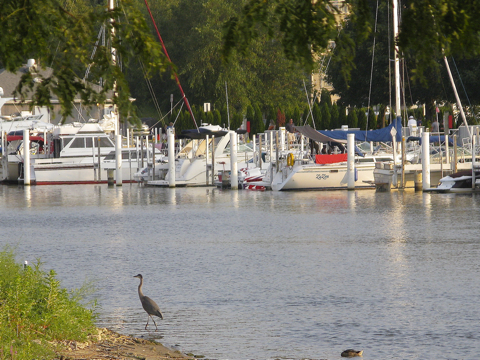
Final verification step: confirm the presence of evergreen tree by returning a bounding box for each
[312,102,322,129]
[253,104,265,134]
[347,108,358,128]
[293,106,301,125]
[357,108,368,130]
[206,111,214,125]
[330,103,339,129]
[220,105,229,128]
[320,89,332,107]
[246,104,255,133]
[338,106,347,127]
[367,107,377,129]
[213,109,222,125]
[231,110,243,130]
[320,102,331,130]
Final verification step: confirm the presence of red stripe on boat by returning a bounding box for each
[315,154,348,164]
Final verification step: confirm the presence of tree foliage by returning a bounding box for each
[224,0,480,84]
[132,0,308,130]
[0,0,171,123]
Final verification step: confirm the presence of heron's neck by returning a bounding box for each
[138,278,145,298]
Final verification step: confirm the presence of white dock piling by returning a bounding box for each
[422,130,431,190]
[206,135,209,185]
[258,134,262,169]
[472,131,477,190]
[168,128,175,187]
[252,134,256,167]
[280,127,286,152]
[230,131,238,190]
[347,133,355,190]
[300,134,304,158]
[1,131,8,180]
[115,134,122,186]
[23,129,31,185]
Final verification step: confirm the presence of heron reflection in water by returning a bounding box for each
[134,274,163,330]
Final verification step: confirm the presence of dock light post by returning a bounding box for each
[23,129,31,185]
[422,130,431,190]
[347,133,355,190]
[230,131,238,190]
[168,127,175,187]
[115,134,122,186]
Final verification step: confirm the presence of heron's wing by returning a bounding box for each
[142,296,163,319]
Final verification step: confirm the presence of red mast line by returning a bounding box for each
[143,0,198,130]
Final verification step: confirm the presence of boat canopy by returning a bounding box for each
[295,125,347,143]
[296,117,403,143]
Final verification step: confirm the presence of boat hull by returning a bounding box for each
[271,162,376,191]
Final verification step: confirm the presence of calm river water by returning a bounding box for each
[1,184,479,360]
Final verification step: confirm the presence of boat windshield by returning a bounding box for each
[65,136,114,149]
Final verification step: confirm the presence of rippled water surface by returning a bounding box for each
[1,184,480,360]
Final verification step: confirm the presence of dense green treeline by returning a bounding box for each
[3,0,479,132]
[126,0,312,133]
[118,0,480,132]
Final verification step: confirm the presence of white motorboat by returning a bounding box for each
[433,168,480,193]
[4,122,158,185]
[138,124,259,187]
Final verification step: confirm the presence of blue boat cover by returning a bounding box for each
[318,117,403,142]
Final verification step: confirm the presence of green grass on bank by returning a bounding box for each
[0,246,98,359]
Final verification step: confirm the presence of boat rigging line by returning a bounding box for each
[143,0,198,131]
[451,56,478,124]
[366,0,380,138]
[139,60,164,122]
[302,79,316,129]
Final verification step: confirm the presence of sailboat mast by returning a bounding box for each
[108,0,119,136]
[444,57,472,138]
[392,0,402,122]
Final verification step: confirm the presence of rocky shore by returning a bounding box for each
[57,328,192,360]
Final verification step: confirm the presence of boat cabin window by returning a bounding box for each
[104,150,149,160]
[67,136,114,149]
[357,158,374,163]
[70,138,86,148]
[85,137,114,148]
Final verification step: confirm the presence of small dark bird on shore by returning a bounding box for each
[341,349,363,357]
[134,274,163,330]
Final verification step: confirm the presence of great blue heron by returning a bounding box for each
[133,274,163,330]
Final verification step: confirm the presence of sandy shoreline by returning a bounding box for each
[57,328,193,360]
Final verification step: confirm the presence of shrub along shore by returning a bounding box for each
[0,247,190,359]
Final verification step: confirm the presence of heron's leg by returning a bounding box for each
[151,316,158,331]
[145,315,150,330]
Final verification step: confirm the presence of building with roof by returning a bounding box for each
[0,59,113,125]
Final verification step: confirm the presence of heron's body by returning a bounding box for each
[134,274,163,330]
